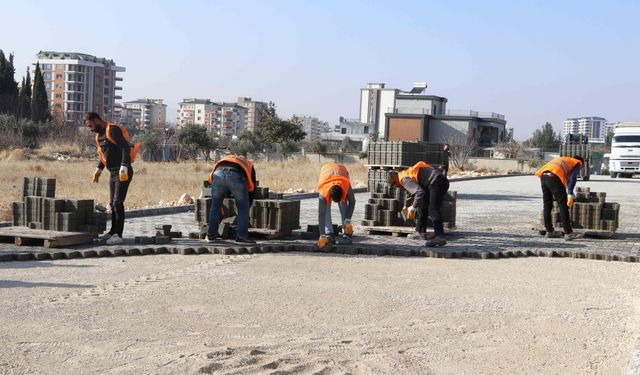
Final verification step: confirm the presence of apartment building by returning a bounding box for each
[237,97,268,131]
[34,51,125,125]
[122,99,166,129]
[176,99,247,138]
[292,114,329,141]
[563,117,607,143]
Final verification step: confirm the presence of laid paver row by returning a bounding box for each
[2,242,640,263]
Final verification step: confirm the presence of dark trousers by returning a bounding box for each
[541,175,572,234]
[108,166,133,237]
[415,175,450,237]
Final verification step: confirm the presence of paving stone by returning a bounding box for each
[196,247,210,254]
[34,252,51,261]
[154,247,169,254]
[126,248,141,256]
[110,248,126,257]
[81,250,97,258]
[15,253,35,261]
[180,247,195,255]
[141,248,154,255]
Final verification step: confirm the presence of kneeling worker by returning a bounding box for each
[317,163,356,250]
[85,112,140,245]
[207,155,257,244]
[535,155,584,240]
[388,161,450,247]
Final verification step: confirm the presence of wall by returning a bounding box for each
[468,157,537,173]
[429,119,470,143]
[387,118,424,141]
[304,153,361,164]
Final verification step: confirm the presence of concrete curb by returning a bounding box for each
[449,173,529,182]
[628,331,640,375]
[282,187,368,201]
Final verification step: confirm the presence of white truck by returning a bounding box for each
[609,121,640,178]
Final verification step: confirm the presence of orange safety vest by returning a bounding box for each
[397,161,433,187]
[95,122,140,165]
[317,163,350,204]
[535,157,582,188]
[209,155,255,192]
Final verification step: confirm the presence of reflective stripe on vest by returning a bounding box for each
[397,161,433,187]
[317,163,350,204]
[209,155,255,192]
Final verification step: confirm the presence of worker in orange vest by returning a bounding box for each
[316,163,356,250]
[535,155,584,240]
[388,161,450,247]
[207,155,257,244]
[84,112,139,245]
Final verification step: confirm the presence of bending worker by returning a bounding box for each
[317,163,356,250]
[535,155,584,241]
[85,112,139,245]
[207,155,257,244]
[388,161,449,247]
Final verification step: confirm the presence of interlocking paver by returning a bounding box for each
[0,175,639,261]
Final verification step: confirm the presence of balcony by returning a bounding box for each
[115,86,123,91]
[115,76,123,81]
[114,95,122,100]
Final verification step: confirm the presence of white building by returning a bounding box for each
[360,82,506,146]
[122,99,166,129]
[563,117,607,143]
[34,51,125,125]
[292,115,330,141]
[319,117,370,151]
[237,97,268,131]
[177,99,247,138]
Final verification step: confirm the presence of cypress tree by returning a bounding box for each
[30,62,50,123]
[0,50,19,115]
[17,69,32,119]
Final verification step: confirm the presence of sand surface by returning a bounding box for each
[1,253,639,374]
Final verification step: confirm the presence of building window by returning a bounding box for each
[55,93,62,99]
[341,128,347,134]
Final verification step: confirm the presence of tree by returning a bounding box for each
[340,136,357,153]
[527,122,561,152]
[0,50,18,115]
[493,139,526,159]
[175,125,217,160]
[30,62,50,123]
[17,68,31,119]
[229,129,261,156]
[445,134,477,171]
[136,131,162,161]
[256,103,306,159]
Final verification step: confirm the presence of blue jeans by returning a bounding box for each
[207,169,250,239]
[318,198,348,235]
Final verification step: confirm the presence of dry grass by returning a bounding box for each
[0,158,368,221]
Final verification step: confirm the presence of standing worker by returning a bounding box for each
[316,163,356,250]
[85,112,140,245]
[535,156,584,240]
[388,161,450,247]
[442,143,451,177]
[207,155,257,244]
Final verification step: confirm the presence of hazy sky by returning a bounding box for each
[4,0,639,140]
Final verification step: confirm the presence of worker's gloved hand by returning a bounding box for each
[407,206,417,220]
[119,165,129,182]
[92,168,101,184]
[317,235,329,251]
[567,194,574,208]
[343,219,353,236]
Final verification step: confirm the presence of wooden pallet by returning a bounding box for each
[360,225,421,237]
[0,227,97,248]
[534,227,615,239]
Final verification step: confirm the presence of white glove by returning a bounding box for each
[119,165,129,182]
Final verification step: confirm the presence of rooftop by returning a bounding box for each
[37,51,117,66]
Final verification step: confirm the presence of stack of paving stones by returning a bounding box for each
[559,143,592,179]
[367,141,445,168]
[12,177,107,233]
[194,181,301,238]
[541,187,620,232]
[361,182,456,228]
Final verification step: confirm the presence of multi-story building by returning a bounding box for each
[34,51,125,125]
[121,99,166,129]
[176,99,247,138]
[360,82,507,146]
[219,103,248,138]
[319,117,370,151]
[563,117,607,143]
[237,97,268,131]
[292,115,329,141]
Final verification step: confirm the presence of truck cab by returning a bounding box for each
[609,122,640,178]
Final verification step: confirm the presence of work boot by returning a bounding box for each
[544,230,563,238]
[98,232,113,241]
[425,236,447,247]
[407,232,425,240]
[205,234,220,243]
[564,232,583,241]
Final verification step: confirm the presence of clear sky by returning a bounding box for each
[3,0,639,140]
